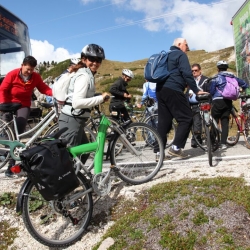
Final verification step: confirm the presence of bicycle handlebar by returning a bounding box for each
[239,94,250,99]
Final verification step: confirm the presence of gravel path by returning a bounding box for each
[1,138,250,250]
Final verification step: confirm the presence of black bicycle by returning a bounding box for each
[191,93,220,166]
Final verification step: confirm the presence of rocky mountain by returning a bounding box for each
[37,46,236,104]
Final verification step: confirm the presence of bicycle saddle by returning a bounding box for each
[196,93,211,102]
[39,102,54,109]
[0,102,22,112]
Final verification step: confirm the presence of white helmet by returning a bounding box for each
[70,58,80,66]
[122,69,134,78]
[217,60,228,69]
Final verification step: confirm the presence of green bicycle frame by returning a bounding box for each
[68,115,111,174]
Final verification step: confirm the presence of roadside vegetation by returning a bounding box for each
[93,177,250,250]
[0,192,18,250]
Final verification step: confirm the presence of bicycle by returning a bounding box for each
[0,102,57,169]
[191,93,220,166]
[227,94,250,148]
[3,109,164,248]
[113,97,176,148]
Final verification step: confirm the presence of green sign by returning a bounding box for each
[233,0,250,84]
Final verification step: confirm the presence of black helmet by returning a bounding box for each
[81,44,105,59]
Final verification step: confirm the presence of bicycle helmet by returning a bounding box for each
[217,60,228,69]
[122,69,134,78]
[69,58,80,66]
[81,44,105,59]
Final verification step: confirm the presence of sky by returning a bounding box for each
[0,0,247,64]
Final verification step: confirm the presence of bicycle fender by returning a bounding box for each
[16,178,31,213]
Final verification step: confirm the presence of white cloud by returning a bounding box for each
[30,39,80,64]
[111,0,245,51]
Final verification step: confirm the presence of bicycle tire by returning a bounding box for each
[110,122,164,185]
[22,172,93,248]
[144,114,176,148]
[0,119,15,169]
[226,111,240,146]
[205,124,212,166]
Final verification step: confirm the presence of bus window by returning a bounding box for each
[0,5,31,76]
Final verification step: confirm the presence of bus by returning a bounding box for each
[0,5,31,78]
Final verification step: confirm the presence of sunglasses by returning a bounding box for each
[87,56,102,63]
[192,69,199,72]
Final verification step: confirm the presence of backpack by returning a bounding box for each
[144,50,178,83]
[52,72,75,105]
[217,76,240,101]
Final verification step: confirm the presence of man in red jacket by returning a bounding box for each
[0,55,52,177]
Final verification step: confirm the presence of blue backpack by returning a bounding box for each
[144,50,178,83]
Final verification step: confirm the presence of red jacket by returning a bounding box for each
[0,68,52,107]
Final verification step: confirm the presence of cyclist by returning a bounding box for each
[109,69,134,122]
[210,60,248,150]
[137,79,158,116]
[58,44,109,164]
[0,55,52,177]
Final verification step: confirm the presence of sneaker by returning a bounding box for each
[168,147,189,159]
[155,152,171,162]
[220,144,227,150]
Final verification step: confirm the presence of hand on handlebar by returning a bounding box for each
[102,92,110,102]
[137,103,142,109]
[196,91,209,95]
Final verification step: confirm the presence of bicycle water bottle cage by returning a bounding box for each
[196,93,211,103]
[0,102,22,112]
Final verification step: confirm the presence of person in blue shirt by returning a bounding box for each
[137,80,158,116]
[210,60,249,149]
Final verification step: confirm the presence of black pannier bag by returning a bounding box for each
[20,139,79,201]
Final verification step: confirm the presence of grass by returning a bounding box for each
[93,177,250,250]
[0,192,18,250]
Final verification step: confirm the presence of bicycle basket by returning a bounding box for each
[20,139,79,201]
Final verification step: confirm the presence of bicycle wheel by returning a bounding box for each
[110,122,164,185]
[22,172,93,248]
[0,119,15,169]
[226,112,240,146]
[205,124,212,166]
[192,115,220,153]
[144,114,176,148]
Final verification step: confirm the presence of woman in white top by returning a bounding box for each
[58,44,109,163]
